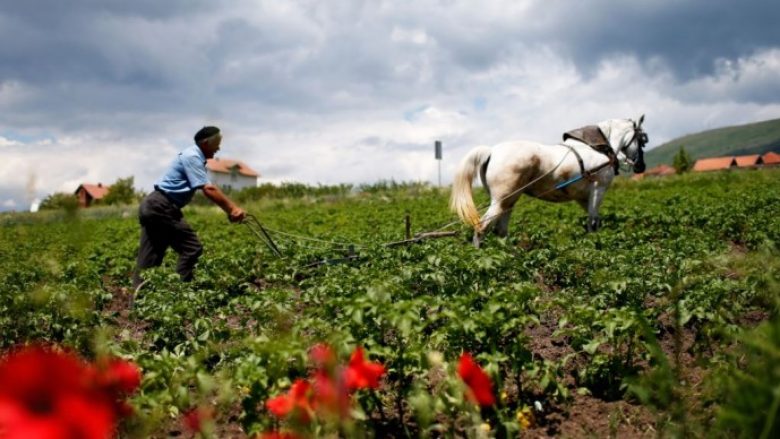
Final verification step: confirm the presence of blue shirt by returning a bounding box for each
[155,145,210,207]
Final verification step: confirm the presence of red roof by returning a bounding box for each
[734,154,762,168]
[762,151,780,165]
[75,183,110,199]
[647,164,676,176]
[206,158,259,177]
[692,156,736,172]
[631,164,676,180]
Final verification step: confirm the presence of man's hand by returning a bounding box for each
[202,184,246,223]
[229,206,246,223]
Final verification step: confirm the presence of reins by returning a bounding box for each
[243,146,591,261]
[472,130,639,229]
[425,148,575,234]
[471,147,614,229]
[242,124,645,264]
[554,149,615,190]
[242,213,458,268]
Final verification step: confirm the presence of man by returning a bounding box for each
[132,126,246,291]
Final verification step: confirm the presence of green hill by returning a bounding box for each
[644,117,780,167]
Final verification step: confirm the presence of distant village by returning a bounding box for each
[632,151,779,180]
[74,157,259,208]
[57,150,780,209]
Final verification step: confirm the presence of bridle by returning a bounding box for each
[558,119,648,185]
[619,121,648,171]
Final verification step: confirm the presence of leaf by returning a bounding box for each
[576,387,591,396]
[352,309,363,325]
[583,339,602,355]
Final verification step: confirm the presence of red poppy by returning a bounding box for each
[344,347,385,390]
[0,346,121,439]
[311,369,350,418]
[183,405,214,435]
[309,343,337,370]
[457,353,495,406]
[345,346,385,390]
[96,358,142,396]
[265,379,313,423]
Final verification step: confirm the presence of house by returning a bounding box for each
[692,156,737,172]
[690,151,779,172]
[733,154,763,169]
[762,151,780,166]
[74,183,110,208]
[206,158,259,191]
[632,164,676,180]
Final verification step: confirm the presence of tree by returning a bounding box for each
[39,192,79,212]
[103,176,137,206]
[673,146,692,173]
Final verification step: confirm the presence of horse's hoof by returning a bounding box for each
[585,218,601,233]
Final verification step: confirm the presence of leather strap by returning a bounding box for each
[563,125,619,175]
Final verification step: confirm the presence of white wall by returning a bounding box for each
[208,172,257,191]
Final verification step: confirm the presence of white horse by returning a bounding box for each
[451,116,648,247]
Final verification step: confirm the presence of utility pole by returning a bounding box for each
[434,140,442,187]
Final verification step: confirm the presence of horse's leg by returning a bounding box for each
[485,182,522,241]
[473,202,504,248]
[479,161,491,199]
[493,210,513,237]
[582,183,607,232]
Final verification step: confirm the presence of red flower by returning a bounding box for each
[85,357,142,419]
[311,369,350,418]
[265,379,313,423]
[183,405,214,435]
[0,346,122,439]
[457,353,495,406]
[344,347,385,390]
[96,358,142,396]
[309,343,337,370]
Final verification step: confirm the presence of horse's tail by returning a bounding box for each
[450,145,492,228]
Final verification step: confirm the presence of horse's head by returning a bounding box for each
[608,115,648,174]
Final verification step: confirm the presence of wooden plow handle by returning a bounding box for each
[243,214,283,258]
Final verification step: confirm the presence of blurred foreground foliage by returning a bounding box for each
[1,169,779,437]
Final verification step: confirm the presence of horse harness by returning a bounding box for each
[561,125,620,180]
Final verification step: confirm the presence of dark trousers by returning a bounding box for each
[134,190,203,284]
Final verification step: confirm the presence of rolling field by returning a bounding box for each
[644,117,780,167]
[1,169,779,438]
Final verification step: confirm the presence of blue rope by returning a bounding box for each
[555,175,583,190]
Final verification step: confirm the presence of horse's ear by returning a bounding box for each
[637,114,645,127]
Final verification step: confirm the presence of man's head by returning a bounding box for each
[194,126,222,159]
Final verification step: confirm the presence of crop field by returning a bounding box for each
[1,169,779,438]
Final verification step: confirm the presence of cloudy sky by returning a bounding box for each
[2,0,779,211]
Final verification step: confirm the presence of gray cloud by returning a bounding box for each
[1,0,779,210]
[543,0,780,80]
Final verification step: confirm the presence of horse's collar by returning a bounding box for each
[563,125,610,151]
[562,125,619,174]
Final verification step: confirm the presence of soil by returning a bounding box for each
[521,312,656,438]
[523,396,656,438]
[102,282,150,344]
[102,276,770,438]
[152,404,247,439]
